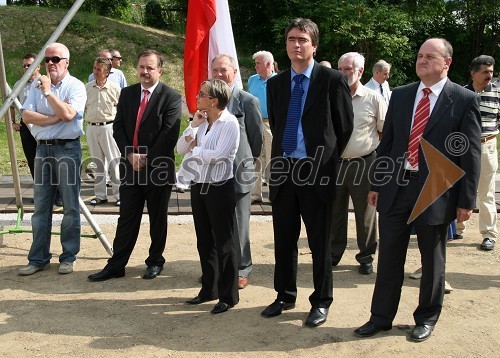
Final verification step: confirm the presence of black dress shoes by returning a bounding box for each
[143,265,163,279]
[354,321,391,338]
[186,295,215,305]
[261,300,296,317]
[410,324,434,342]
[359,262,373,275]
[88,269,125,282]
[211,301,233,314]
[304,307,329,327]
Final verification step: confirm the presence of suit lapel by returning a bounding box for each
[228,87,241,115]
[404,83,420,139]
[302,62,321,117]
[423,80,453,135]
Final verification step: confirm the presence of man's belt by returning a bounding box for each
[480,134,497,143]
[89,121,114,126]
[38,138,79,146]
[404,170,419,179]
[339,151,375,162]
[262,118,269,122]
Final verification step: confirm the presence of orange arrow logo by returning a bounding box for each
[408,138,465,224]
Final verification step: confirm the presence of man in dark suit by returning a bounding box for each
[88,49,182,282]
[354,38,481,342]
[261,18,354,327]
[211,54,263,290]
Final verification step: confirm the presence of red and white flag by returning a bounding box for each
[183,0,242,114]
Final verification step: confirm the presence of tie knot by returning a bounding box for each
[143,89,150,96]
[422,88,432,97]
[294,74,305,84]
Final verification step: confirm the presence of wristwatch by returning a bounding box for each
[43,91,51,98]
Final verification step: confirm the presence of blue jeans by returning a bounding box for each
[29,140,82,266]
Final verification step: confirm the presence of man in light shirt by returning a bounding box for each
[248,50,276,204]
[332,52,387,275]
[365,59,391,104]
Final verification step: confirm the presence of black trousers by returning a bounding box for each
[271,165,333,308]
[105,181,172,271]
[191,179,239,306]
[370,177,448,327]
[20,123,37,179]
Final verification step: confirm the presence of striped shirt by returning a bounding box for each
[176,108,240,184]
[465,82,499,136]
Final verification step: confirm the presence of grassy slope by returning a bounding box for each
[0,6,188,175]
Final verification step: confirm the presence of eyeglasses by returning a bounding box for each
[112,56,123,61]
[22,64,32,68]
[44,56,67,64]
[196,91,213,99]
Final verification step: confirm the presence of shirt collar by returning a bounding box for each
[291,61,314,80]
[142,81,159,94]
[353,83,367,97]
[418,76,448,97]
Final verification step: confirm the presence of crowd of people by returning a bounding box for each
[9,16,498,342]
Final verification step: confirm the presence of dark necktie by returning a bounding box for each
[407,88,432,167]
[380,84,384,96]
[133,89,150,150]
[282,74,305,155]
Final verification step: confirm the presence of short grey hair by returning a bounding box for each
[202,79,232,109]
[212,54,238,69]
[252,51,274,65]
[338,52,365,71]
[372,59,391,73]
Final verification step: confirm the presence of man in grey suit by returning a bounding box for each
[211,54,263,289]
[354,38,481,342]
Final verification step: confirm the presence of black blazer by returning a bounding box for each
[371,79,481,225]
[267,61,354,203]
[113,82,182,185]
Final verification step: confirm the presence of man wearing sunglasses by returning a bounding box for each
[88,49,127,89]
[19,42,87,276]
[110,49,123,69]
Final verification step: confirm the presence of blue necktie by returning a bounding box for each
[282,74,304,155]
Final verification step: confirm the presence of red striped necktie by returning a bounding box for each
[407,87,432,167]
[133,89,150,150]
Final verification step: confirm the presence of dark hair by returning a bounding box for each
[23,53,37,61]
[94,57,112,73]
[470,55,495,72]
[201,79,231,109]
[284,18,319,46]
[138,49,163,68]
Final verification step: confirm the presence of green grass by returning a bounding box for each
[0,6,189,175]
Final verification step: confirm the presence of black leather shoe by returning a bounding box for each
[410,324,434,342]
[354,321,391,338]
[88,269,125,282]
[143,265,163,279]
[359,263,373,274]
[261,300,296,317]
[186,295,214,305]
[304,307,329,327]
[211,301,233,314]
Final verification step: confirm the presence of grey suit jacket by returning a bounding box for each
[371,79,481,225]
[227,87,263,193]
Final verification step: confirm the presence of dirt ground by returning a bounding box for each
[0,214,499,357]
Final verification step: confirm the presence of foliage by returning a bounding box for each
[229,0,499,87]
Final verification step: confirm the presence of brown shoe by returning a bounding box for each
[238,276,249,289]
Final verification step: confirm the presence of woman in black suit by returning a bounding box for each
[176,79,240,314]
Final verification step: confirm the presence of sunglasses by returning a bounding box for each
[44,56,67,64]
[196,91,213,99]
[112,56,123,60]
[22,64,32,68]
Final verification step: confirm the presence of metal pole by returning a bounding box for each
[0,0,86,120]
[79,197,113,256]
[0,34,23,210]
